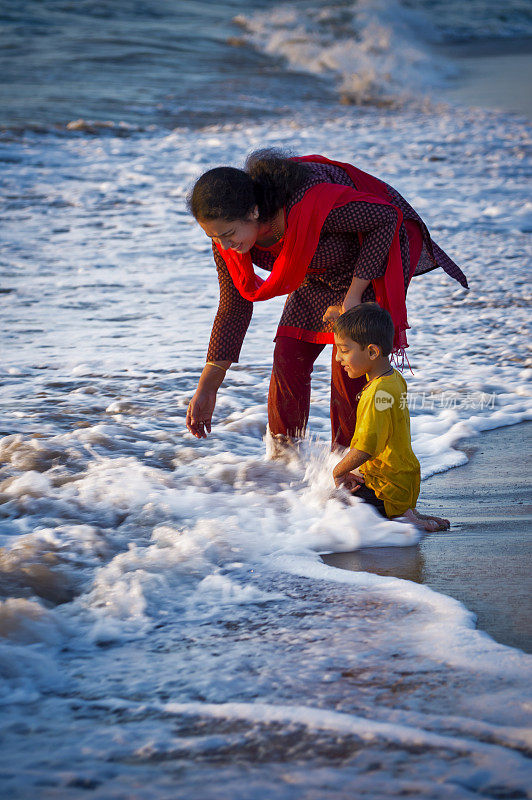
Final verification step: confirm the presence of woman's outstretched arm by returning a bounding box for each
[186,247,253,438]
[206,245,253,363]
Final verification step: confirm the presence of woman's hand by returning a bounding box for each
[186,388,217,438]
[185,361,230,439]
[323,305,342,325]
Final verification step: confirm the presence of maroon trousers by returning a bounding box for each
[268,336,365,447]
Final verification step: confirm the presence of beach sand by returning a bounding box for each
[323,421,532,654]
[437,37,532,117]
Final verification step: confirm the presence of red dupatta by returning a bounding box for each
[215,154,410,354]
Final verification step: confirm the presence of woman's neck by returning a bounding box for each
[255,209,285,248]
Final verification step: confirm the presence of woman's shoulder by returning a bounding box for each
[286,160,355,210]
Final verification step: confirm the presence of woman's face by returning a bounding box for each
[198,208,260,254]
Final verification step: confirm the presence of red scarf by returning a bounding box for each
[215,155,409,353]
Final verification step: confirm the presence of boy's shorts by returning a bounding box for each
[351,484,387,517]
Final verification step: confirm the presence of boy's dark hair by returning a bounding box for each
[333,303,395,356]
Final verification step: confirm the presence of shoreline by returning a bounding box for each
[323,421,532,654]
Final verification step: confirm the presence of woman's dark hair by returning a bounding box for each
[187,149,309,223]
[333,303,395,357]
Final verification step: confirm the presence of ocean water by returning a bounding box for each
[2,0,532,131]
[1,1,532,798]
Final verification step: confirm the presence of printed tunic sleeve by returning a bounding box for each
[206,245,253,363]
[321,202,399,281]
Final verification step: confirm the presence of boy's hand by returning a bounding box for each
[323,305,342,325]
[334,470,365,491]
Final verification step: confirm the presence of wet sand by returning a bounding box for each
[437,37,532,117]
[323,421,532,654]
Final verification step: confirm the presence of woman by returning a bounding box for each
[185,150,467,448]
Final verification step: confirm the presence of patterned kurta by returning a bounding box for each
[207,161,466,362]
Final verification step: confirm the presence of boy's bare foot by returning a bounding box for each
[401,508,450,532]
[413,508,450,530]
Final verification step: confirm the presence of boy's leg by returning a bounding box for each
[268,336,325,437]
[330,344,366,448]
[351,484,387,517]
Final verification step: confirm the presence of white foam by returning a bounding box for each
[279,554,531,677]
[0,600,70,705]
[160,700,532,763]
[3,470,52,498]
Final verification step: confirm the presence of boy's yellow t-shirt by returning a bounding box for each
[351,369,420,518]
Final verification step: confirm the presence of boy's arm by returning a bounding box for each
[333,448,371,487]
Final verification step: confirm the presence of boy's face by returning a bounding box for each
[334,333,375,379]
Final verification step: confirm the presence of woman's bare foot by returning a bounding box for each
[401,508,450,532]
[265,433,301,462]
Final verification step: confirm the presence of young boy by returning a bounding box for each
[332,303,449,532]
